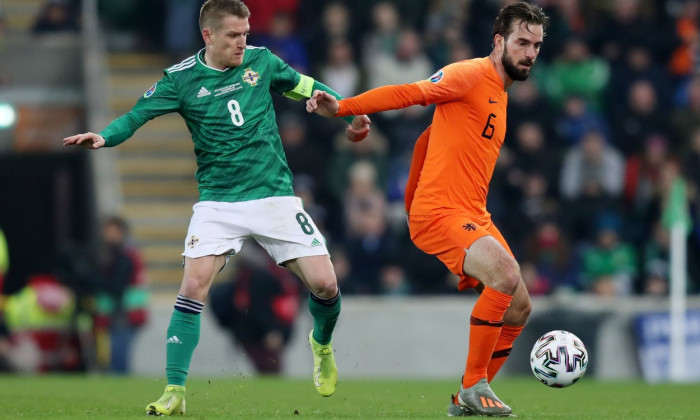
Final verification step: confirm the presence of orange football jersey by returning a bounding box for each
[338,57,508,219]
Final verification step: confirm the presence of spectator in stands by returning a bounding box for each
[328,127,389,205]
[560,130,625,201]
[342,161,400,294]
[539,37,610,111]
[93,216,149,374]
[682,127,700,199]
[554,95,611,147]
[612,79,670,156]
[3,272,80,372]
[506,79,554,139]
[245,0,299,37]
[560,130,625,242]
[606,43,673,116]
[641,222,670,295]
[362,1,402,65]
[319,39,361,99]
[253,11,309,74]
[523,221,578,293]
[422,0,469,67]
[588,0,676,65]
[580,212,638,296]
[623,133,669,245]
[667,0,699,82]
[279,111,327,189]
[164,0,202,61]
[303,2,358,72]
[519,261,550,296]
[671,75,700,153]
[209,243,301,374]
[365,27,434,155]
[32,0,79,34]
[379,264,411,296]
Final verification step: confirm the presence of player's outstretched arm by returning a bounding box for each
[62,132,106,149]
[306,90,339,117]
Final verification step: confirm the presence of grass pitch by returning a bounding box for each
[0,375,697,419]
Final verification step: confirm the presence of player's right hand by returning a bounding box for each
[346,115,371,142]
[62,132,106,149]
[306,90,340,117]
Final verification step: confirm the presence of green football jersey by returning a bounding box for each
[101,46,314,202]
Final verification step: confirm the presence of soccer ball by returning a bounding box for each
[529,330,588,388]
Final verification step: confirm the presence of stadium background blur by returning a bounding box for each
[0,0,699,380]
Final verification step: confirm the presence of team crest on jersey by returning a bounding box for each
[428,70,444,83]
[242,68,260,86]
[144,83,157,98]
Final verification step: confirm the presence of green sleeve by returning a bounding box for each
[100,74,179,147]
[268,49,355,125]
[311,80,354,125]
[282,75,353,124]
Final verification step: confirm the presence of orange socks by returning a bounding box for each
[462,287,512,389]
[487,325,524,382]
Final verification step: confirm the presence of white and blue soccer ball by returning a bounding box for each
[529,330,588,388]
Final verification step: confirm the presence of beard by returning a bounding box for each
[501,46,533,81]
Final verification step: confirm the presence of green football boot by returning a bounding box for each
[308,330,338,397]
[146,385,185,416]
[455,378,514,417]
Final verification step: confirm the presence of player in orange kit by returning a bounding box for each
[307,2,548,416]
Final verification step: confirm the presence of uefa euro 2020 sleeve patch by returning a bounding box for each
[144,83,157,98]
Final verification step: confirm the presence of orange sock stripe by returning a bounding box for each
[486,325,525,383]
[470,316,504,327]
[491,347,512,359]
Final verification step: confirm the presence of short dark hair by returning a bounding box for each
[199,0,250,33]
[492,2,549,45]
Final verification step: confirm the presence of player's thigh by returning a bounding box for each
[181,254,227,301]
[285,254,337,298]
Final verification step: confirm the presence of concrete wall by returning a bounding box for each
[131,294,700,380]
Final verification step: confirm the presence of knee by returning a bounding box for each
[307,272,338,299]
[181,272,213,301]
[505,294,531,326]
[493,262,521,295]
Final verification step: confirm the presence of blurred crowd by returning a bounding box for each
[21,0,700,299]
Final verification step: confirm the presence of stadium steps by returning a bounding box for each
[106,52,197,287]
[2,0,43,34]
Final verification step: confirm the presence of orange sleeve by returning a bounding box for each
[415,61,484,105]
[336,83,426,117]
[404,125,431,214]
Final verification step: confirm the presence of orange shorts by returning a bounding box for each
[408,212,513,291]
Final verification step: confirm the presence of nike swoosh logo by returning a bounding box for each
[489,98,497,104]
[315,369,322,387]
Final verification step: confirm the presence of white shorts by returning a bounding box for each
[182,196,328,264]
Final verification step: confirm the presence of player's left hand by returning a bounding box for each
[346,115,371,142]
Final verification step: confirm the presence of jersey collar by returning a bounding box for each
[196,48,231,73]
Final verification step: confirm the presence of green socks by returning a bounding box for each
[165,296,203,386]
[308,292,341,345]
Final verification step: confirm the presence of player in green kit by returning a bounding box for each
[63,0,371,416]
